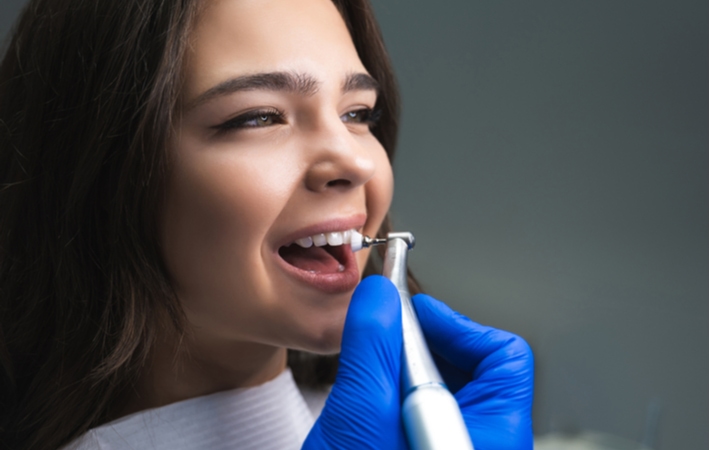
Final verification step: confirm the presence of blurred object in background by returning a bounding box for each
[537,398,662,450]
[535,431,653,450]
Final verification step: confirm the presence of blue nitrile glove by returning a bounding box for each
[303,275,407,450]
[302,275,534,450]
[411,293,534,450]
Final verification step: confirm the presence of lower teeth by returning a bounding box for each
[304,266,345,274]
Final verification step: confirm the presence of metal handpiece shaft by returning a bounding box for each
[382,232,474,450]
[382,234,443,391]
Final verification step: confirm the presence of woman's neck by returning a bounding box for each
[116,332,287,420]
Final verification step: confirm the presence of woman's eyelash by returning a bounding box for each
[212,107,382,134]
[342,107,382,126]
[213,108,285,132]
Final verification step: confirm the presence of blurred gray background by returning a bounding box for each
[2,0,707,449]
[371,1,707,449]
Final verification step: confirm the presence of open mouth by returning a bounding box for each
[277,229,356,274]
[278,244,347,274]
[275,228,362,293]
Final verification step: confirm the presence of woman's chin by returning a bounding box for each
[292,323,345,355]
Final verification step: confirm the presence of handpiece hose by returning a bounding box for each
[381,232,474,450]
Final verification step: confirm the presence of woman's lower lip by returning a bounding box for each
[275,245,360,294]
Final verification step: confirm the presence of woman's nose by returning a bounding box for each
[303,120,376,193]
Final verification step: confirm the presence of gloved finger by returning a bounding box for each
[412,294,534,450]
[307,275,405,449]
[411,293,533,382]
[336,275,402,386]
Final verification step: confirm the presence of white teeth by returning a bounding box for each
[312,233,327,247]
[290,228,359,248]
[326,232,343,246]
[337,264,345,272]
[295,236,313,248]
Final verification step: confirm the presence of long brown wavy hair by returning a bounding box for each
[0,0,420,448]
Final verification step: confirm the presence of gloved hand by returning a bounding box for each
[412,291,534,449]
[303,275,406,450]
[302,275,534,450]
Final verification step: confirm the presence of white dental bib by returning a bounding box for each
[64,368,326,450]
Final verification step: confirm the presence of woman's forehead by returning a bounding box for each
[182,0,366,105]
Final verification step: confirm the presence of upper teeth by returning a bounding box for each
[294,229,355,248]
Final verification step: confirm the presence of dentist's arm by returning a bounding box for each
[303,275,534,450]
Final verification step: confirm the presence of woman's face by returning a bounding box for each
[161,0,393,354]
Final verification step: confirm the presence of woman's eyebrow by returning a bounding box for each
[342,72,380,93]
[187,71,379,111]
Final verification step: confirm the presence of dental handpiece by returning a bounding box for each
[352,231,475,450]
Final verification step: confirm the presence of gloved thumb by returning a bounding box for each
[304,275,405,449]
[337,275,402,385]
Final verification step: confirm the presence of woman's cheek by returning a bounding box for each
[355,147,393,273]
[367,146,394,229]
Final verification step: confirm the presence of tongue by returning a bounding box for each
[279,245,343,273]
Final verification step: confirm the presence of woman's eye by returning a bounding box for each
[247,114,276,126]
[341,108,382,126]
[213,109,284,132]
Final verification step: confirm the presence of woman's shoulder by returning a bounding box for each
[61,368,320,450]
[61,430,102,450]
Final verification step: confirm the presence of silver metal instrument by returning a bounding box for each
[362,232,474,450]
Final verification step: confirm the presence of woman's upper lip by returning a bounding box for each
[275,214,367,249]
